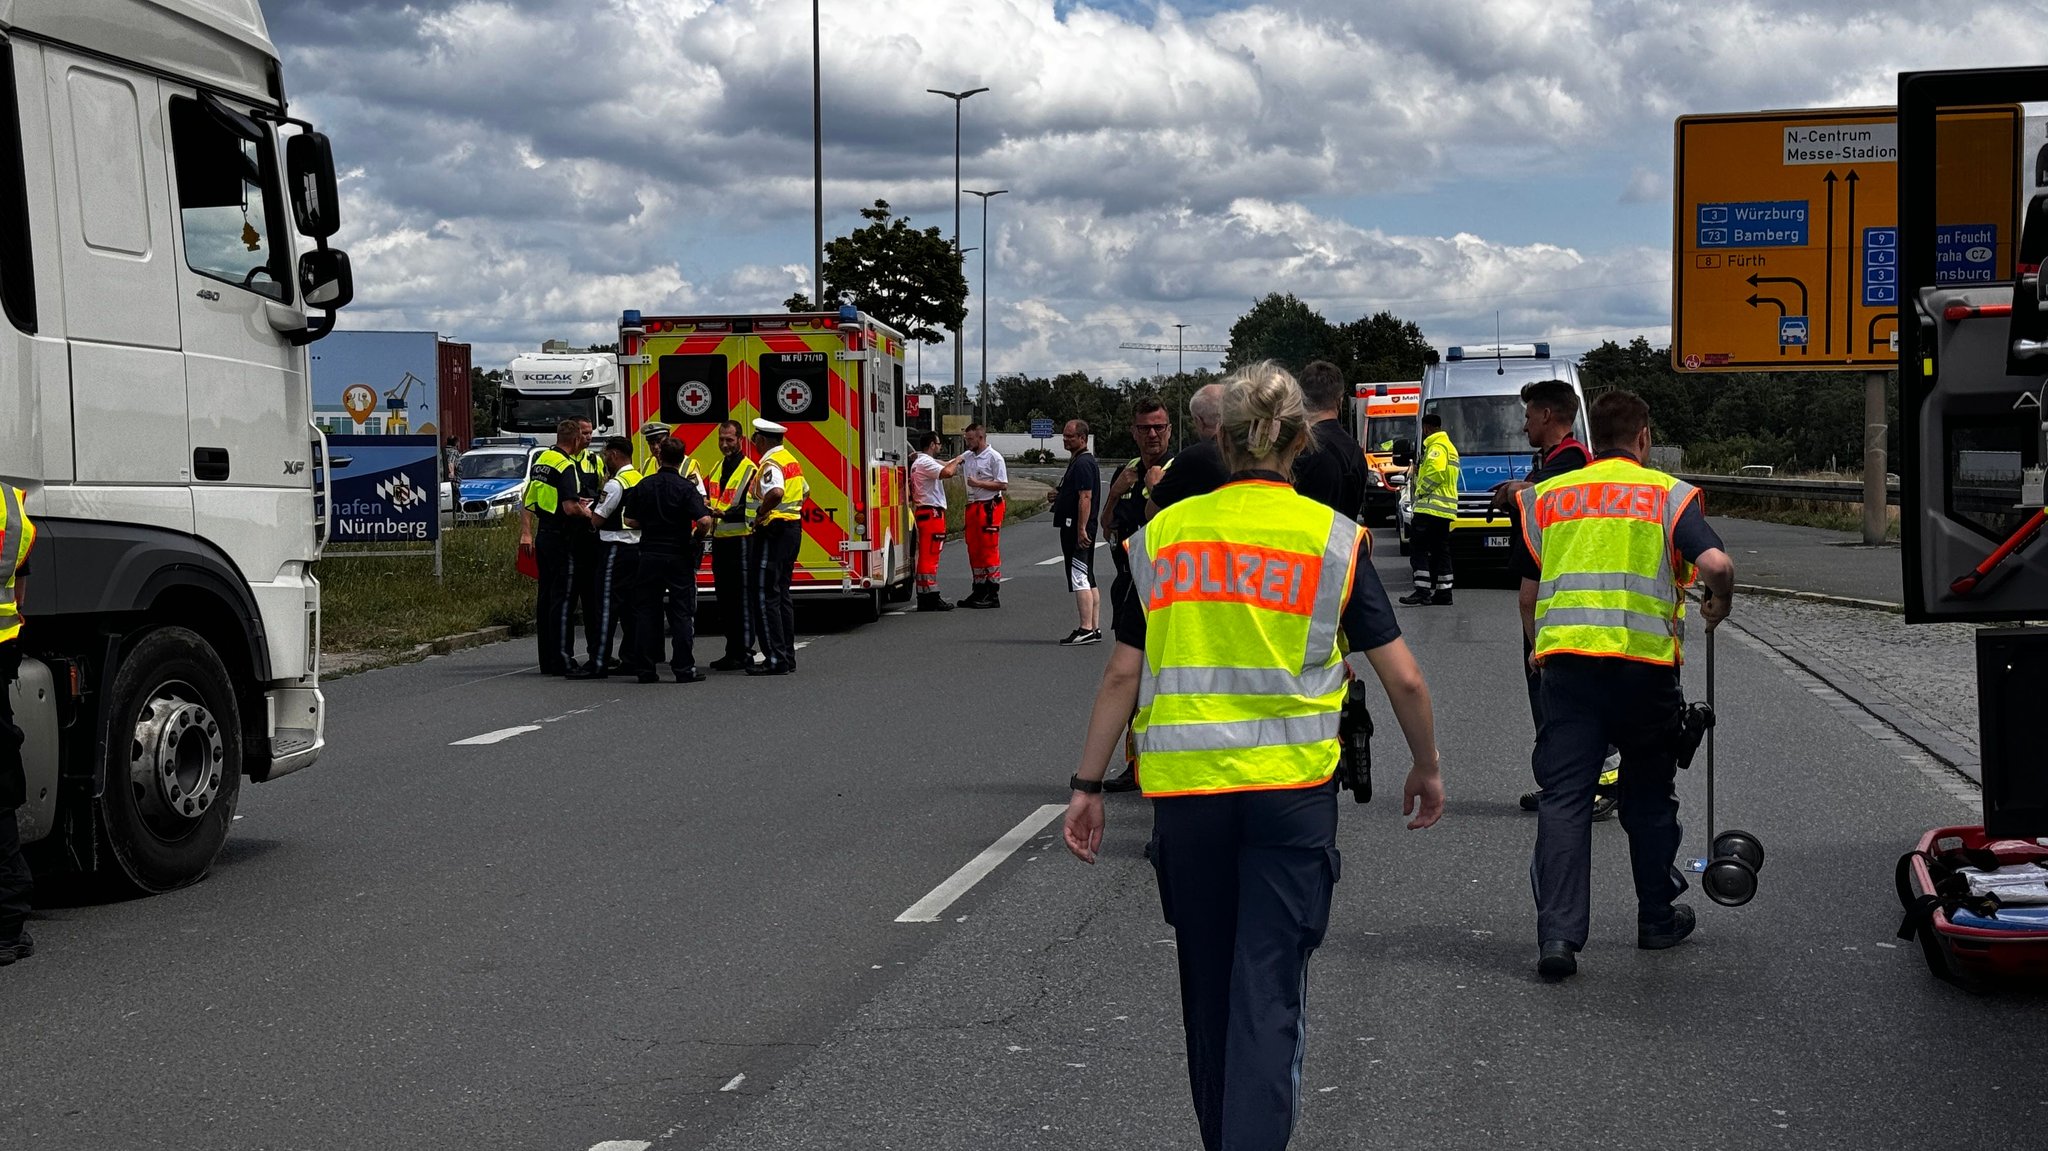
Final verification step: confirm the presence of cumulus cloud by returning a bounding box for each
[262,0,2048,372]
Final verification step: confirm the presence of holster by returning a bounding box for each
[1670,700,1715,770]
[1335,676,1373,804]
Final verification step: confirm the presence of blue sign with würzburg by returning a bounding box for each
[1696,200,1810,248]
[325,435,441,543]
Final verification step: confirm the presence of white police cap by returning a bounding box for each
[752,418,788,435]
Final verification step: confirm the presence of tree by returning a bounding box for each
[784,200,968,345]
[1225,293,1339,374]
[1335,310,1433,384]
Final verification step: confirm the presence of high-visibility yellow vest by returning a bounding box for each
[1126,479,1361,798]
[705,453,759,539]
[1517,456,1700,667]
[1414,429,1459,520]
[754,445,806,524]
[0,485,36,645]
[598,465,642,533]
[522,447,580,516]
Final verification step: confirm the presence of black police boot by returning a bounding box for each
[918,592,954,612]
[1397,589,1433,606]
[980,585,1001,609]
[1431,589,1454,606]
[958,582,992,608]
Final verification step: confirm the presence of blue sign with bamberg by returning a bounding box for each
[325,435,441,543]
[1031,417,1056,439]
[1934,223,1998,285]
[1697,200,1809,249]
[1862,227,1898,306]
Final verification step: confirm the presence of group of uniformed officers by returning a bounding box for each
[1062,359,1736,1151]
[517,415,806,681]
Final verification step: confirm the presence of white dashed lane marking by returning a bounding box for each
[896,804,1065,923]
[450,725,541,746]
[720,1073,746,1092]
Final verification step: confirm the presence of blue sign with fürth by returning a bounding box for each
[324,435,441,543]
[1031,418,1055,439]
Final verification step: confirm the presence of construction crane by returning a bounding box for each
[382,371,430,435]
[1121,325,1227,379]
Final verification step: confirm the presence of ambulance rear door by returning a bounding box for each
[752,319,858,589]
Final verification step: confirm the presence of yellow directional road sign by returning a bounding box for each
[1674,106,2020,372]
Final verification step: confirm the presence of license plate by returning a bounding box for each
[1483,535,1510,548]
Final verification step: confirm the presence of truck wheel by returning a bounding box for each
[97,626,242,894]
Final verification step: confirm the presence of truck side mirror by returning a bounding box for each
[285,248,352,346]
[286,131,342,240]
[599,396,616,427]
[1390,437,1415,467]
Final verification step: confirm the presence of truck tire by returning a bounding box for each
[96,626,242,894]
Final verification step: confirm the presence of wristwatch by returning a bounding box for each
[1069,774,1104,794]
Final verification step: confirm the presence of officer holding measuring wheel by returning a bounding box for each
[1064,361,1444,1151]
[1514,389,1736,979]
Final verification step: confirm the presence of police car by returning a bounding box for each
[452,437,545,525]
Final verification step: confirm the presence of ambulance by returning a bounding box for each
[616,306,915,621]
[1354,381,1420,524]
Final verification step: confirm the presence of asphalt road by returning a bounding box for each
[6,516,2044,1151]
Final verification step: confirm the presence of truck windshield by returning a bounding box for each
[1427,396,1529,456]
[502,392,594,431]
[1364,416,1414,449]
[457,453,528,480]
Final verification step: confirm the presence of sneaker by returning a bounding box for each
[0,930,33,966]
[1397,590,1433,606]
[1638,904,1697,950]
[1057,628,1087,645]
[1537,940,1577,978]
[1066,629,1103,646]
[1591,793,1619,822]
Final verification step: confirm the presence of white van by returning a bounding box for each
[1397,343,1590,558]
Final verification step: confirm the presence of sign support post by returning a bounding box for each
[1864,371,1889,545]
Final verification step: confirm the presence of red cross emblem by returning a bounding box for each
[779,380,813,414]
[678,381,712,417]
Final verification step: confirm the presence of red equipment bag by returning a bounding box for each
[514,542,539,581]
[1896,825,2048,984]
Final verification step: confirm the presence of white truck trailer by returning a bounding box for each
[1,0,355,891]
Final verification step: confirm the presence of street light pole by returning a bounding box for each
[926,86,987,422]
[965,188,1008,427]
[1174,322,1188,381]
[812,0,823,305]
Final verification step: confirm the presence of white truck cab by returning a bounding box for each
[502,348,622,438]
[1,0,354,891]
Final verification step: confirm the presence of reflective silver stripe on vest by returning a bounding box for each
[1128,526,1155,603]
[1535,570,1675,602]
[1139,663,1348,708]
[1537,606,1679,635]
[1303,514,1359,664]
[0,486,21,607]
[1664,479,1697,532]
[1141,711,1340,754]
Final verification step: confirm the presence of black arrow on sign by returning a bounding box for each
[1823,170,1837,354]
[1747,273,1808,318]
[1747,293,1791,356]
[1867,311,1898,353]
[1844,169,1860,360]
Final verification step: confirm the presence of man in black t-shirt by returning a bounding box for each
[1054,420,1102,645]
[1290,361,1367,522]
[1146,383,1230,516]
[1100,400,1175,792]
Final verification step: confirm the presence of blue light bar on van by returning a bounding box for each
[1446,342,1549,361]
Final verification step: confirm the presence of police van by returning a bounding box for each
[1397,343,1590,559]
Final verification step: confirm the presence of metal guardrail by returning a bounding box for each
[1675,472,1900,506]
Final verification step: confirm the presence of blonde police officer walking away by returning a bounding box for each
[1064,362,1445,1151]
[1,483,37,966]
[958,423,1009,608]
[702,419,759,671]
[1401,410,1459,605]
[747,418,805,675]
[1514,390,1736,979]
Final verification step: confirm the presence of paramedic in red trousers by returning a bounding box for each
[1514,389,1735,979]
[1,483,37,967]
[910,430,966,612]
[1484,381,1607,816]
[1064,361,1444,1151]
[957,423,1009,608]
[702,419,759,670]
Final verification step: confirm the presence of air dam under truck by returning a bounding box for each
[1,0,355,892]
[617,306,914,621]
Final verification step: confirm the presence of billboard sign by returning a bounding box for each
[1674,106,2020,372]
[326,435,441,543]
[311,330,444,438]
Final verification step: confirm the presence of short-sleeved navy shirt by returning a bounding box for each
[1054,451,1099,522]
[1148,439,1231,511]
[1291,418,1367,522]
[1114,473,1402,654]
[1510,451,1724,580]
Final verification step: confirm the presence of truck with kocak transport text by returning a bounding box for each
[1,0,355,891]
[616,306,914,620]
[500,342,622,439]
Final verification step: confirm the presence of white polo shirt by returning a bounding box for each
[911,452,947,510]
[963,446,1007,502]
[593,476,639,545]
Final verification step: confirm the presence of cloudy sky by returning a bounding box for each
[266,0,2048,384]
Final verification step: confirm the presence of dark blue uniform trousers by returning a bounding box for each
[1150,780,1338,1151]
[533,529,577,675]
[595,540,640,673]
[1531,654,1688,948]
